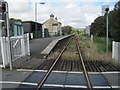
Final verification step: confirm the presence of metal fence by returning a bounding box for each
[0,33,30,68]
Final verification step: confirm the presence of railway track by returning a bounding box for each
[18,35,119,89]
[37,59,119,72]
[37,36,119,72]
[35,36,94,90]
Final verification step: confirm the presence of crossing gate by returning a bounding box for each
[0,33,30,68]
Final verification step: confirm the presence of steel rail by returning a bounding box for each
[36,38,71,90]
[75,36,93,90]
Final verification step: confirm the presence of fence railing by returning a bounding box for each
[0,33,30,68]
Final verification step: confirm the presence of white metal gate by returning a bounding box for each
[0,33,30,68]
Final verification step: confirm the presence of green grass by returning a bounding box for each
[93,37,112,52]
[79,35,92,49]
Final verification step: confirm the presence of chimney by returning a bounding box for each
[55,17,57,20]
[50,14,54,18]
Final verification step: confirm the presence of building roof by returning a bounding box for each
[22,21,42,25]
[43,17,62,25]
[22,21,36,23]
[43,18,57,24]
[43,14,62,25]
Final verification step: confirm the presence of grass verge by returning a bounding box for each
[93,37,112,52]
[78,35,117,66]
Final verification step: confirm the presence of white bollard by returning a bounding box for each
[112,41,120,64]
[27,33,30,56]
[30,33,33,39]
[112,41,115,59]
[91,35,93,42]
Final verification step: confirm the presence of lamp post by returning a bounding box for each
[35,2,45,38]
[105,8,109,54]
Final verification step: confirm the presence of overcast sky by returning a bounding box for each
[5,0,118,28]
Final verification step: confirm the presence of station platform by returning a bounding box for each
[41,34,74,58]
[30,36,61,58]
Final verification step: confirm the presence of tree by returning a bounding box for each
[111,1,120,41]
[115,0,120,11]
[1,18,22,31]
[9,18,22,31]
[61,25,72,35]
[90,16,106,37]
[70,27,79,34]
[90,0,120,41]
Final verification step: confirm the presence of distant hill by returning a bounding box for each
[75,28,85,30]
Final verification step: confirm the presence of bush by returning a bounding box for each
[93,37,112,52]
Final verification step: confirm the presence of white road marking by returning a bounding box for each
[0,81,37,86]
[65,85,87,88]
[17,69,47,72]
[101,72,120,74]
[67,72,83,74]
[93,86,111,88]
[44,84,64,87]
[22,82,37,86]
[88,72,101,74]
[1,81,119,89]
[17,69,82,73]
[0,81,21,84]
[111,86,120,88]
[17,69,120,74]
